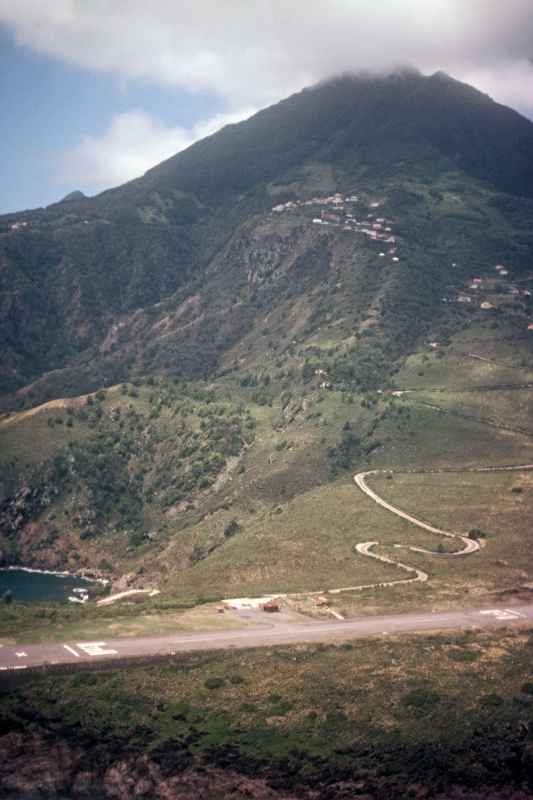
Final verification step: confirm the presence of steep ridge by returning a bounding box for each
[1,70,533,595]
[1,70,533,400]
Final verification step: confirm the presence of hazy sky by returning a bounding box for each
[1,1,533,213]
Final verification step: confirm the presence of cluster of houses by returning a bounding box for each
[271,192,360,213]
[450,265,533,328]
[271,191,399,260]
[9,221,29,231]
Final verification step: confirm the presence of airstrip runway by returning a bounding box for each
[1,602,532,675]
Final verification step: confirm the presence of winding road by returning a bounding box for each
[352,463,533,591]
[2,462,533,675]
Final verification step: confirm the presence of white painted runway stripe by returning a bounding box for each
[77,642,118,656]
[479,609,521,620]
[63,644,81,658]
[505,608,526,618]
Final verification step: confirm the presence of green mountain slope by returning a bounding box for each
[1,70,533,605]
[1,70,533,400]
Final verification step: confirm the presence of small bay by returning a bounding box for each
[0,568,94,603]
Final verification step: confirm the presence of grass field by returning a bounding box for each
[334,468,533,611]
[0,602,255,646]
[413,388,533,433]
[396,324,533,390]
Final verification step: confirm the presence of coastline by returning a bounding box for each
[0,565,110,585]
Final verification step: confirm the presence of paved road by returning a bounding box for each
[2,603,532,674]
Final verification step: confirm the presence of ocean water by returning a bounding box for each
[0,568,93,602]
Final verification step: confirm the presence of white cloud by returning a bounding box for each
[461,60,533,119]
[3,1,533,192]
[61,107,257,190]
[2,1,533,111]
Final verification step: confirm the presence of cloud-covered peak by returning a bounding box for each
[2,1,533,113]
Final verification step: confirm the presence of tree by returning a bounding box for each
[223,518,240,538]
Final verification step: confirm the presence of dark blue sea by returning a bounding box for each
[0,568,93,602]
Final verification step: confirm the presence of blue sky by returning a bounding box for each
[1,1,533,215]
[0,28,224,212]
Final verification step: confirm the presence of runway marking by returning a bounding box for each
[479,608,521,621]
[77,641,118,657]
[15,651,27,658]
[63,644,81,658]
[505,608,526,618]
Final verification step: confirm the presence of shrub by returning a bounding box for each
[223,518,240,538]
[468,528,488,540]
[204,677,225,690]
[239,702,258,713]
[479,693,504,707]
[401,688,441,709]
[448,649,479,662]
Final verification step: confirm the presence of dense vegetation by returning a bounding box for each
[0,381,253,562]
[2,70,533,401]
[2,628,533,798]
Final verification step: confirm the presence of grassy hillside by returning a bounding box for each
[1,304,532,641]
[1,70,533,634]
[0,381,254,573]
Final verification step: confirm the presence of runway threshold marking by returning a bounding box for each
[505,608,527,618]
[479,608,523,621]
[63,644,81,658]
[76,642,118,657]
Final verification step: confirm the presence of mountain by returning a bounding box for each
[58,190,87,203]
[1,70,533,403]
[1,69,533,587]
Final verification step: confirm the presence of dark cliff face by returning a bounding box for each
[1,70,533,399]
[2,726,533,800]
[0,730,297,800]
